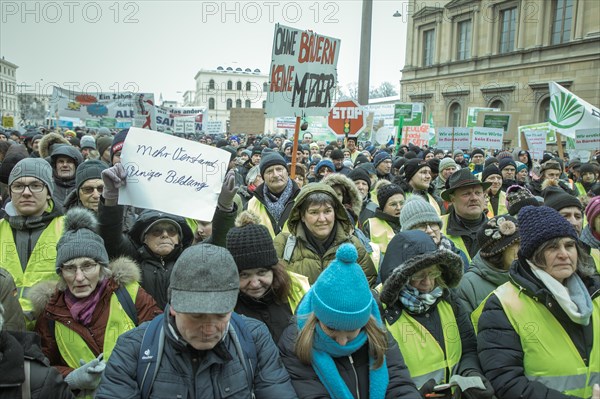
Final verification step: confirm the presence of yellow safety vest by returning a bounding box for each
[367,218,395,255]
[55,282,139,369]
[575,181,585,196]
[0,217,64,327]
[247,197,289,239]
[592,248,600,274]
[494,282,600,398]
[386,300,462,388]
[407,192,442,215]
[440,214,471,262]
[487,190,507,217]
[288,272,310,313]
[470,292,493,334]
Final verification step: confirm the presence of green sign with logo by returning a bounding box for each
[394,103,423,127]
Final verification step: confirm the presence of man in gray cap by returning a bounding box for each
[1,158,65,328]
[49,145,84,206]
[97,244,297,399]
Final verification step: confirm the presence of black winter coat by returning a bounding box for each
[0,331,73,399]
[278,323,420,399]
[98,203,236,309]
[234,291,293,343]
[477,257,600,399]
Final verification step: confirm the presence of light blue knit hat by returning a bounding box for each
[310,243,374,330]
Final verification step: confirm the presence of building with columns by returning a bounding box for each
[192,66,269,133]
[0,57,18,127]
[400,0,600,147]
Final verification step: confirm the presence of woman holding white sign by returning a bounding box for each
[97,163,240,310]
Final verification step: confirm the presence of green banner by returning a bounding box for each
[100,118,117,128]
[85,119,100,127]
[394,103,423,127]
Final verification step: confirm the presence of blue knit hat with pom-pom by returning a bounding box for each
[310,243,374,330]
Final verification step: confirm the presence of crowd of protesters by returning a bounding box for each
[0,124,599,398]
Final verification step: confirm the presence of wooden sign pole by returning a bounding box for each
[289,116,301,179]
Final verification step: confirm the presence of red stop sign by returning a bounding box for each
[328,100,366,136]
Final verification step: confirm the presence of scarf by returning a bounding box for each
[580,225,600,250]
[64,278,109,326]
[304,222,338,257]
[399,285,444,314]
[263,179,293,221]
[296,294,388,399]
[527,261,593,325]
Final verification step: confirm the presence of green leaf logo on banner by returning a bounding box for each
[549,91,584,129]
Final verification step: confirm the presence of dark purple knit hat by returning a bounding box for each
[517,206,577,259]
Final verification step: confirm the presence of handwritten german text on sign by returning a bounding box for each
[522,129,547,160]
[119,127,230,221]
[472,127,504,150]
[401,124,430,147]
[266,24,341,117]
[436,127,470,150]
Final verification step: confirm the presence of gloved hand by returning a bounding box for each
[217,169,239,211]
[102,163,128,200]
[64,353,106,391]
[459,370,495,399]
[419,379,452,399]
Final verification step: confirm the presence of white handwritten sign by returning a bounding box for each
[522,129,547,160]
[119,127,230,221]
[472,127,504,150]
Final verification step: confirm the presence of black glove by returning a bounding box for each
[459,371,495,399]
[419,379,452,399]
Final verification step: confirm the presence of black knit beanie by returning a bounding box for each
[543,187,583,211]
[259,152,287,176]
[404,158,429,183]
[349,168,371,192]
[377,184,404,209]
[226,212,278,271]
[482,165,501,182]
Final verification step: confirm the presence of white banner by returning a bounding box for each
[266,24,340,117]
[154,105,205,132]
[119,128,230,221]
[471,127,504,150]
[548,82,600,138]
[204,120,224,135]
[436,127,471,150]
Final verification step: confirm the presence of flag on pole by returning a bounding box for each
[548,82,600,138]
[428,112,436,147]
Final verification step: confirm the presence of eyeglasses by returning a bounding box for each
[10,182,46,193]
[410,270,442,282]
[80,185,104,195]
[148,225,179,237]
[61,262,99,276]
[386,200,405,208]
[414,222,440,231]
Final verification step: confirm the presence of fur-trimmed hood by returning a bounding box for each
[321,173,362,218]
[39,132,69,159]
[28,256,141,316]
[380,230,463,306]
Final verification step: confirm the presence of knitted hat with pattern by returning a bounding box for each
[517,206,578,259]
[226,211,278,271]
[506,185,539,216]
[585,196,600,227]
[477,215,520,258]
[439,158,457,174]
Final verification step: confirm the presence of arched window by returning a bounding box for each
[236,99,242,108]
[538,96,551,123]
[208,79,215,90]
[226,99,232,110]
[489,99,505,111]
[236,81,242,91]
[245,100,251,108]
[245,81,251,91]
[208,98,215,110]
[449,102,462,127]
[263,82,268,92]
[227,80,233,90]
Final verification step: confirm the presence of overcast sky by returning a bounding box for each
[1,0,408,102]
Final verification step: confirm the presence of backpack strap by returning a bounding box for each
[282,235,297,262]
[137,314,165,399]
[21,359,31,399]
[229,313,258,395]
[115,285,138,326]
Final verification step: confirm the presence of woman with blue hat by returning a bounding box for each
[278,243,419,399]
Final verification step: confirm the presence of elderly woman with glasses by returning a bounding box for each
[379,230,494,399]
[399,196,470,270]
[63,161,107,212]
[29,208,160,397]
[477,206,600,399]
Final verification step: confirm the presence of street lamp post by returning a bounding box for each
[357,0,373,106]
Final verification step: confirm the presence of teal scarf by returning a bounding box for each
[297,293,389,399]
